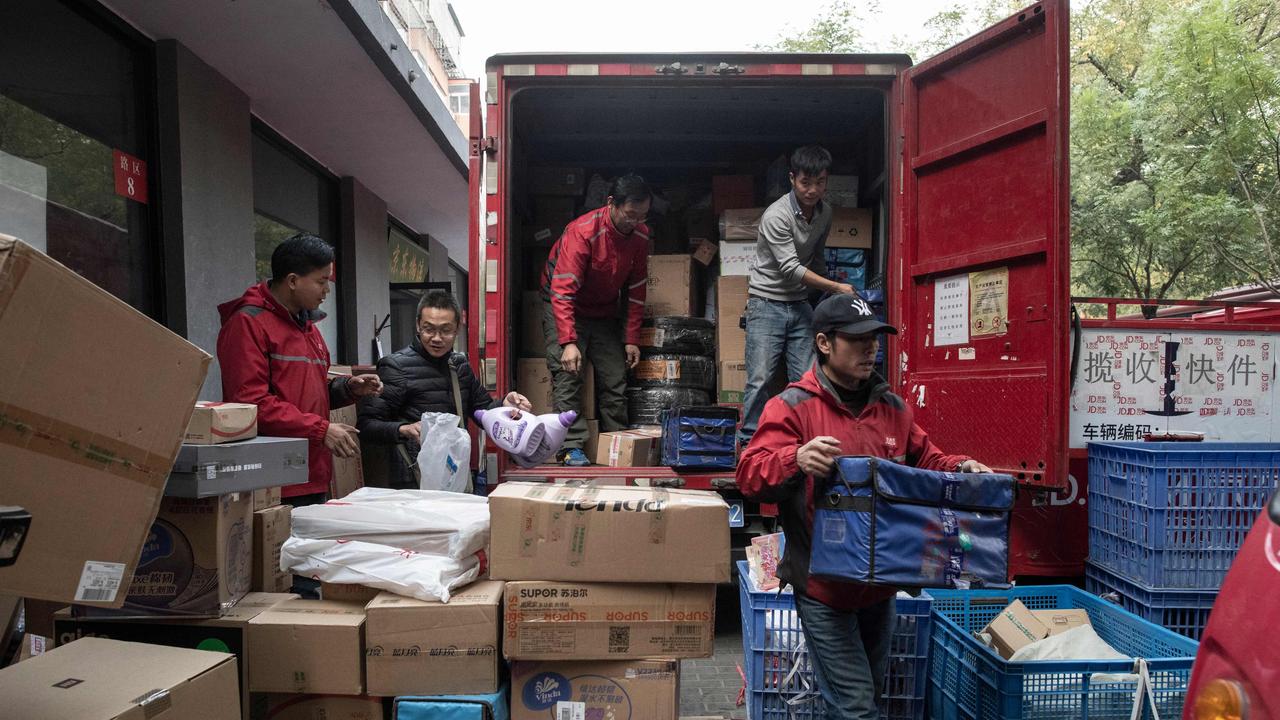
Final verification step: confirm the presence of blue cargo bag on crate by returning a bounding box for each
[393,686,509,720]
[810,456,1015,588]
[659,405,738,469]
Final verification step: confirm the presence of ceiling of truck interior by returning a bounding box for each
[511,85,885,175]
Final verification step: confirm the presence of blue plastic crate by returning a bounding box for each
[736,561,930,720]
[927,585,1199,720]
[1087,441,1280,589]
[1084,562,1216,641]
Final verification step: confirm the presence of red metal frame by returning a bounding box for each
[1074,296,1280,332]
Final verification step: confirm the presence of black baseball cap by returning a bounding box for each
[812,293,897,336]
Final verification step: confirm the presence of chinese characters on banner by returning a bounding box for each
[388,234,430,284]
[933,274,969,347]
[112,150,147,204]
[1069,329,1278,447]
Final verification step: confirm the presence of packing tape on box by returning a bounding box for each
[0,402,174,486]
[648,487,668,545]
[567,486,601,568]
[519,484,551,558]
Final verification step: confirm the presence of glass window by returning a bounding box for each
[0,0,157,316]
[251,125,341,357]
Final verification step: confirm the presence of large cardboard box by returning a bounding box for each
[0,237,211,606]
[54,592,297,720]
[715,276,750,362]
[248,599,366,694]
[1032,609,1092,637]
[529,166,586,196]
[252,486,282,512]
[691,237,718,266]
[517,359,554,416]
[318,583,381,604]
[980,599,1049,659]
[521,291,545,357]
[488,483,731,583]
[0,637,239,720]
[717,361,748,403]
[504,582,714,660]
[186,402,258,444]
[364,580,504,696]
[253,505,292,593]
[76,492,253,619]
[258,694,387,720]
[711,175,754,216]
[719,240,756,276]
[719,207,765,241]
[593,429,661,467]
[645,255,698,318]
[510,659,679,720]
[828,207,873,249]
[329,405,365,499]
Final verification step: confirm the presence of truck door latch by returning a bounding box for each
[712,62,745,75]
[655,62,689,75]
[482,136,498,156]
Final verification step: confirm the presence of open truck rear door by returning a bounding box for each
[894,0,1070,489]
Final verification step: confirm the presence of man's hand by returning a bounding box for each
[560,343,583,374]
[398,421,422,444]
[325,422,361,458]
[958,459,993,473]
[797,436,843,477]
[503,391,533,411]
[347,374,383,398]
[625,344,640,369]
[832,282,855,296]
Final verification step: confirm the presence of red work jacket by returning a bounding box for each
[540,208,649,346]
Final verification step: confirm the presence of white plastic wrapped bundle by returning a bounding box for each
[288,487,489,559]
[280,537,481,603]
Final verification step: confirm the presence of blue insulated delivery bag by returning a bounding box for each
[810,457,1014,589]
[659,405,738,469]
[393,686,509,720]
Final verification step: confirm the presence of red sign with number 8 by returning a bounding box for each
[112,149,148,204]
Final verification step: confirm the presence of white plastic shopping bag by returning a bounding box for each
[416,411,470,493]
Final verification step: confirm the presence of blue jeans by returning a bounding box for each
[795,594,896,720]
[738,296,815,445]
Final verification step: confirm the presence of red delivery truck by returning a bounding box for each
[464,0,1073,551]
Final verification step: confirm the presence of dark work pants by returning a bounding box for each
[542,302,628,450]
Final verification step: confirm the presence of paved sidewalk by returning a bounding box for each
[680,584,748,719]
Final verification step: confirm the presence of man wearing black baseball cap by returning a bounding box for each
[736,293,991,719]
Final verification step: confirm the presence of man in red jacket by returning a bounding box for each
[218,234,384,502]
[541,174,650,466]
[737,293,991,719]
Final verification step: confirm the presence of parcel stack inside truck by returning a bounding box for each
[489,481,731,720]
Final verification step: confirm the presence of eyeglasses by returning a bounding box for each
[419,325,457,339]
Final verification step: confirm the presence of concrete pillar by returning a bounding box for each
[338,177,390,366]
[155,40,255,400]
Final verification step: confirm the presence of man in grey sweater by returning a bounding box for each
[738,145,856,447]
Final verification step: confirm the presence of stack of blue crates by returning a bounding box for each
[736,561,931,720]
[1086,441,1280,639]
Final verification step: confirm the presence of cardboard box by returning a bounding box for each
[593,429,661,467]
[504,582,714,660]
[0,637,239,719]
[0,237,211,606]
[252,486,282,512]
[529,166,585,196]
[719,207,765,241]
[828,207,873,249]
[584,419,601,460]
[645,255,698,318]
[186,402,258,445]
[364,580,504,696]
[329,405,364,499]
[54,592,297,720]
[1032,609,1092,637]
[248,599,366,694]
[521,291,545,358]
[13,633,50,665]
[318,583,382,604]
[715,276,750,362]
[712,175,754,216]
[75,492,253,619]
[981,599,1049,659]
[717,361,748,403]
[253,505,292,593]
[825,174,859,207]
[517,359,554,416]
[258,695,387,720]
[510,659,679,720]
[690,237,718,266]
[488,482,731,583]
[719,240,756,276]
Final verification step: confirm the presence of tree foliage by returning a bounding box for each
[769,0,1280,301]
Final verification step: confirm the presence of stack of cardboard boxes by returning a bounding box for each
[490,482,731,720]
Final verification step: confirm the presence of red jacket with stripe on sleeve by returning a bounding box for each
[540,208,649,346]
[216,282,354,498]
[736,364,970,611]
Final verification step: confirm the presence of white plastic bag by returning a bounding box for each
[416,411,470,492]
[290,487,489,559]
[281,537,480,603]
